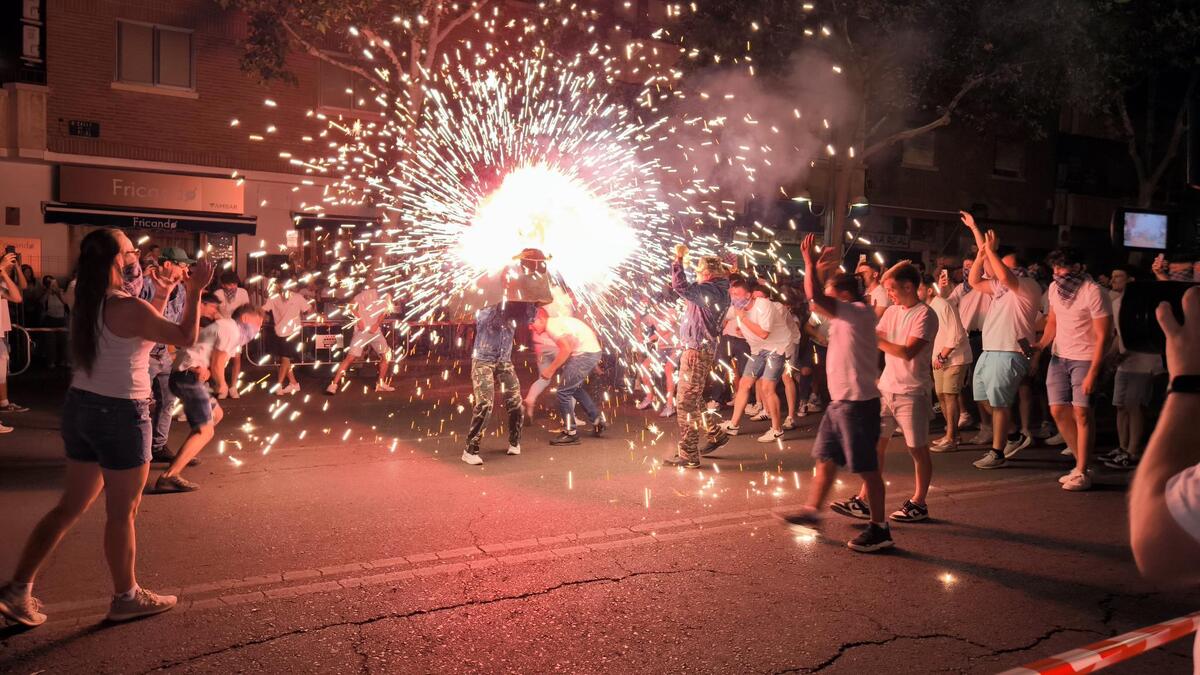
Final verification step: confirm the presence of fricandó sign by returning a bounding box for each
[58,166,244,215]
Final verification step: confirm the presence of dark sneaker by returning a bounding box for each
[1103,452,1140,471]
[150,449,200,467]
[0,403,29,413]
[550,432,581,446]
[830,496,871,520]
[106,588,177,623]
[889,500,929,523]
[848,523,895,552]
[1097,448,1125,463]
[662,455,701,469]
[592,419,606,437]
[775,507,821,528]
[1003,432,1033,458]
[0,583,46,627]
[700,431,730,456]
[154,474,199,493]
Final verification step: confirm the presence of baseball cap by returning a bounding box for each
[160,247,196,265]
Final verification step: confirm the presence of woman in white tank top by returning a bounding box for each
[0,229,213,628]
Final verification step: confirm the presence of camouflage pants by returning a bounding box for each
[675,347,723,462]
[466,359,523,454]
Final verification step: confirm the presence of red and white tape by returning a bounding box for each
[1000,611,1200,674]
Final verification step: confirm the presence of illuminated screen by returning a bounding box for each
[1123,211,1168,249]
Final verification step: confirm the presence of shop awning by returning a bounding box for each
[43,203,257,235]
[292,214,382,230]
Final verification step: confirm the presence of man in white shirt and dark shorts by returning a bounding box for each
[326,283,395,395]
[263,276,313,396]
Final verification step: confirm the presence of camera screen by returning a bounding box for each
[1123,211,1168,249]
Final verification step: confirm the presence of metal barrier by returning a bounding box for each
[5,325,33,377]
[1000,611,1199,674]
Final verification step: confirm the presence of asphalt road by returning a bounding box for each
[0,361,1196,674]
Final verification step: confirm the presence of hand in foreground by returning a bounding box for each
[1157,286,1200,378]
[186,259,215,295]
[673,244,688,262]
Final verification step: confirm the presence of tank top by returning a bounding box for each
[70,291,154,400]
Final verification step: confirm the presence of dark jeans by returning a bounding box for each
[557,352,602,431]
[149,351,176,453]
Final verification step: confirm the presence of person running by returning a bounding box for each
[325,281,395,395]
[780,234,890,552]
[958,214,1043,472]
[1037,248,1113,491]
[531,310,606,445]
[464,300,538,465]
[856,257,891,320]
[215,271,251,399]
[155,304,264,492]
[662,245,730,468]
[719,279,791,442]
[1102,267,1163,471]
[0,229,212,627]
[263,275,312,395]
[925,273,972,451]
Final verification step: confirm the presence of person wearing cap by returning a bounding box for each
[664,245,731,468]
[139,246,196,466]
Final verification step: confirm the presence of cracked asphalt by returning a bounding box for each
[0,364,1197,674]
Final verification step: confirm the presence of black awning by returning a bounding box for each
[43,203,257,236]
[292,213,382,230]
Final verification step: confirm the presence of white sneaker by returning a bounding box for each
[1004,432,1033,458]
[0,582,45,626]
[930,438,958,453]
[216,391,228,400]
[229,387,241,399]
[0,422,11,434]
[375,382,395,392]
[107,588,177,623]
[969,427,993,445]
[325,382,338,395]
[718,421,740,436]
[507,445,521,456]
[1033,421,1054,439]
[287,384,300,395]
[782,416,796,430]
[757,428,784,443]
[635,396,653,410]
[1061,469,1092,491]
[796,403,809,417]
[461,451,483,466]
[705,400,720,412]
[1060,446,1075,457]
[973,451,1007,469]
[957,412,973,430]
[750,411,769,422]
[1045,432,1066,446]
[745,402,762,416]
[659,405,676,418]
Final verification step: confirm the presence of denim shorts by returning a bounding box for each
[1047,355,1092,408]
[169,371,216,429]
[812,398,882,473]
[743,350,785,381]
[62,388,152,470]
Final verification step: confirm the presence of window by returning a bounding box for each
[116,20,193,89]
[901,133,937,169]
[318,59,377,114]
[993,139,1026,179]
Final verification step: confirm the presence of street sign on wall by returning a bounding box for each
[58,166,245,215]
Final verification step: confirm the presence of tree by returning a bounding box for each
[672,0,1083,243]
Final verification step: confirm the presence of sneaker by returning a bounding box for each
[1060,447,1075,457]
[507,444,521,456]
[229,387,241,399]
[775,507,821,529]
[750,411,769,422]
[551,432,581,446]
[806,400,824,413]
[745,402,762,416]
[0,583,46,627]
[325,382,338,395]
[700,430,730,456]
[635,396,653,410]
[375,382,395,393]
[847,523,894,553]
[216,391,229,400]
[957,412,973,430]
[969,427,993,445]
[930,440,959,453]
[592,419,606,437]
[757,428,784,443]
[890,500,930,523]
[150,449,200,467]
[929,437,956,451]
[1033,421,1055,439]
[718,421,740,436]
[1003,432,1032,458]
[1097,448,1125,463]
[1103,452,1139,471]
[1044,432,1066,446]
[1061,469,1093,492]
[796,403,809,418]
[106,588,177,623]
[659,405,676,418]
[973,451,1007,469]
[0,422,11,434]
[154,474,199,493]
[461,451,483,465]
[705,400,720,412]
[830,496,871,520]
[662,455,701,469]
[0,403,29,413]
[782,416,796,430]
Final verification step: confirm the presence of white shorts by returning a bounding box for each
[879,391,931,449]
[348,331,389,358]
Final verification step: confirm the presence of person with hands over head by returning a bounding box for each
[781,234,891,553]
[0,251,27,429]
[1037,246,1113,491]
[0,229,212,628]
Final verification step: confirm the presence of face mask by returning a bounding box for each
[731,296,752,310]
[121,260,143,296]
[236,321,260,347]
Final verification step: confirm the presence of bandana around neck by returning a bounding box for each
[1053,271,1088,304]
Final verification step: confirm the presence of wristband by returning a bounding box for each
[1167,375,1200,395]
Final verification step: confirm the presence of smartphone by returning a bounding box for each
[1119,281,1198,354]
[1017,337,1035,358]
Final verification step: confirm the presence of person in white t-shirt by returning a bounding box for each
[262,277,313,396]
[950,257,996,441]
[216,271,251,399]
[154,304,265,493]
[531,311,605,445]
[776,292,804,428]
[1037,247,1113,491]
[780,235,892,554]
[719,279,792,443]
[856,258,891,320]
[1102,266,1164,471]
[924,274,972,451]
[1128,286,1200,670]
[0,252,26,433]
[325,284,395,395]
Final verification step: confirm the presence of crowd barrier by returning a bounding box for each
[1000,611,1200,674]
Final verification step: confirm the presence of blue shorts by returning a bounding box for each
[62,388,152,470]
[972,351,1028,408]
[1047,355,1092,408]
[743,350,785,381]
[169,371,217,429]
[812,398,882,473]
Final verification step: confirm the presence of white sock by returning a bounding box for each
[118,584,140,600]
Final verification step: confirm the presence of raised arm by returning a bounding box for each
[960,212,1001,296]
[670,245,707,306]
[801,233,837,318]
[108,260,214,347]
[0,255,21,304]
